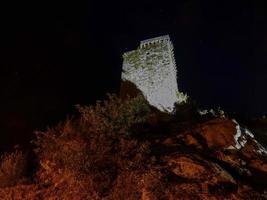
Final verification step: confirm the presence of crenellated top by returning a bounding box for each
[140,35,170,48]
[121,34,181,113]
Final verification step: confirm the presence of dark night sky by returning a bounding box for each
[0,0,267,149]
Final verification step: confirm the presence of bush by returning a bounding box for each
[0,150,28,188]
[33,94,152,198]
[174,97,199,121]
[76,94,151,136]
[107,171,142,200]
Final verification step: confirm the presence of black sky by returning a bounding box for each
[0,0,267,149]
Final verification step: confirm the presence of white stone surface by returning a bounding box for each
[197,108,225,118]
[227,119,267,154]
[232,119,244,149]
[122,35,181,113]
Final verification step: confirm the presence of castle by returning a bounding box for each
[121,35,186,113]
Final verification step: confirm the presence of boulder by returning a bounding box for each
[195,119,237,150]
[167,156,206,179]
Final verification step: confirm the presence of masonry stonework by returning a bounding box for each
[121,35,182,113]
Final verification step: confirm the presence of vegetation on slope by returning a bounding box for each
[0,94,266,199]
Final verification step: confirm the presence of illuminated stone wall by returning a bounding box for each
[122,35,180,112]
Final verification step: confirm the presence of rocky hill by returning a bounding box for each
[0,95,266,199]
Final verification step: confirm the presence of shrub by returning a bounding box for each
[107,171,142,200]
[76,94,151,136]
[34,119,116,196]
[0,150,28,188]
[33,94,152,198]
[174,97,199,121]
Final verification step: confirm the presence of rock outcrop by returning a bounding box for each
[0,114,267,199]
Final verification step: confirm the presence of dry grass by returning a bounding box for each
[0,94,264,199]
[0,150,28,188]
[29,94,153,198]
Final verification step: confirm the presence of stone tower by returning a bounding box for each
[121,35,184,113]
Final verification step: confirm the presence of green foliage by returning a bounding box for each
[76,94,151,136]
[123,51,142,69]
[33,94,152,197]
[175,91,189,104]
[123,42,168,70]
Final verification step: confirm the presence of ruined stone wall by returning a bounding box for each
[121,35,179,112]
